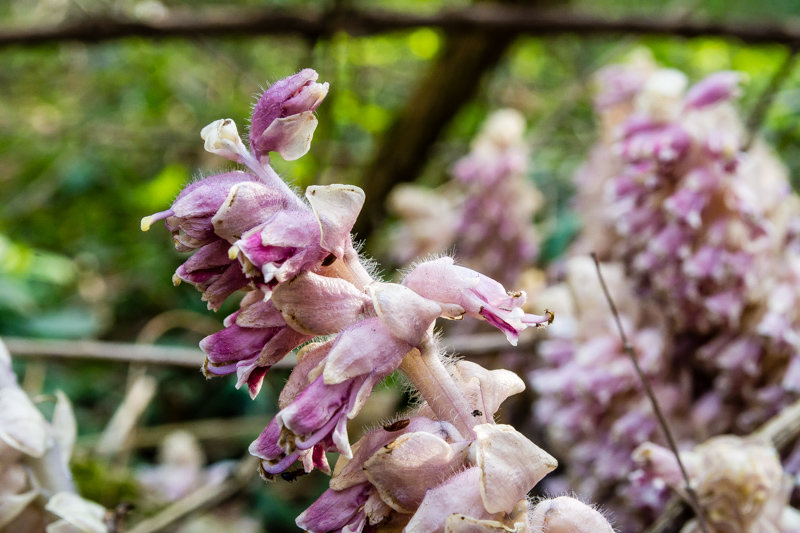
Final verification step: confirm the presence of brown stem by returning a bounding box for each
[5,7,800,49]
[590,253,710,533]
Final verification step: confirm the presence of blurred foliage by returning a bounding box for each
[3,0,800,530]
[72,455,141,509]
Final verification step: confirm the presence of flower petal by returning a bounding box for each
[45,492,107,533]
[258,111,319,161]
[272,271,372,335]
[279,341,334,409]
[211,181,289,242]
[451,361,525,421]
[366,282,442,346]
[295,483,370,533]
[331,417,459,491]
[306,184,365,259]
[0,388,47,457]
[323,318,413,385]
[364,431,469,513]
[404,467,491,533]
[528,497,614,533]
[473,424,557,514]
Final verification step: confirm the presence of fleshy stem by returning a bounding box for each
[336,242,478,438]
[399,339,477,439]
[239,149,307,211]
[590,252,709,533]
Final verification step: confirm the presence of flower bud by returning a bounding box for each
[250,69,329,161]
[200,118,249,162]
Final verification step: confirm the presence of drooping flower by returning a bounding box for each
[402,256,552,345]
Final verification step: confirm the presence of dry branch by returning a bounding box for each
[3,6,800,48]
[2,336,294,369]
[76,415,269,450]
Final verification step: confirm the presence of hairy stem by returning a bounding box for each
[400,340,477,439]
[239,151,307,211]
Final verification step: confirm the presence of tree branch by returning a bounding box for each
[3,6,800,49]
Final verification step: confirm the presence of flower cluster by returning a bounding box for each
[634,435,800,532]
[531,60,800,530]
[145,69,612,532]
[573,62,800,410]
[389,109,542,286]
[0,340,109,533]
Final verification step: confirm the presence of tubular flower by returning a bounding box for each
[402,256,552,345]
[200,289,312,398]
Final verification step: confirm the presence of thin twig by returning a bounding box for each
[744,45,799,150]
[4,6,800,49]
[127,455,260,533]
[590,253,710,533]
[2,336,296,369]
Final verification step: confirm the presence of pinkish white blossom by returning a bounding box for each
[143,69,616,533]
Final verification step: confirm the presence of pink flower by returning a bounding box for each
[200,290,312,398]
[402,257,552,345]
[172,240,248,311]
[274,318,414,458]
[295,483,370,533]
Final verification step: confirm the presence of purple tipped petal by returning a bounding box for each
[685,71,742,109]
[279,341,334,409]
[295,483,370,533]
[235,210,326,284]
[402,257,551,345]
[276,375,361,439]
[200,298,311,393]
[200,322,277,368]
